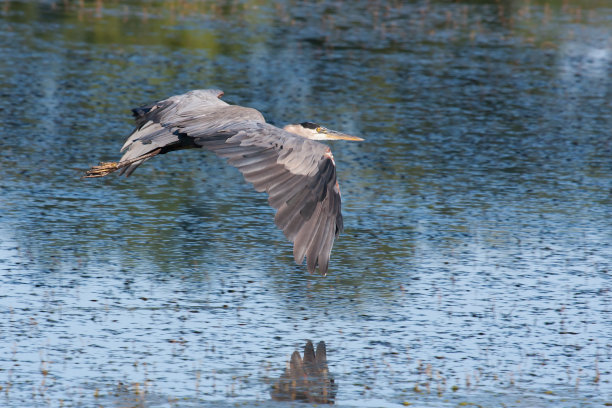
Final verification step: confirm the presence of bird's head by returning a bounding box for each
[283,122,364,141]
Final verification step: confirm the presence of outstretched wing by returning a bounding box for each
[116,89,343,275]
[192,122,343,276]
[119,89,251,176]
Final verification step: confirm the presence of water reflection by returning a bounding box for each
[271,341,336,404]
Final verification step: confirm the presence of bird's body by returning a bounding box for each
[86,89,362,275]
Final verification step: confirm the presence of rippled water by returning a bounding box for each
[1,0,611,406]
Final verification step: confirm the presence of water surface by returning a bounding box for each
[1,0,611,406]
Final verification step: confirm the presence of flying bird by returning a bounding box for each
[85,89,363,275]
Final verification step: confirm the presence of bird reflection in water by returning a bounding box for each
[271,340,337,404]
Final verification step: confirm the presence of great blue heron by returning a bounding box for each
[85,89,363,275]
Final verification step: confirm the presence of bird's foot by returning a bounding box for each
[83,161,120,178]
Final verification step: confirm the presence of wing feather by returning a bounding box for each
[315,221,334,275]
[243,163,287,183]
[227,148,277,168]
[306,213,327,273]
[274,184,313,230]
[246,165,292,193]
[293,205,323,264]
[214,145,263,157]
[268,174,307,205]
[276,202,307,238]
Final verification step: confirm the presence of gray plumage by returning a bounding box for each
[86,89,363,276]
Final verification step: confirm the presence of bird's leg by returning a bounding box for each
[83,148,161,178]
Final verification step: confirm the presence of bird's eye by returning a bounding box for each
[316,127,322,132]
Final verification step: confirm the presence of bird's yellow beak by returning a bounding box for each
[319,128,364,141]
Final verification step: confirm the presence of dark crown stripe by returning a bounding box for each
[300,122,319,129]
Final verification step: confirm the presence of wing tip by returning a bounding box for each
[317,256,329,276]
[294,249,328,276]
[303,253,330,276]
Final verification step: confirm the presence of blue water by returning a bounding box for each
[1,1,611,406]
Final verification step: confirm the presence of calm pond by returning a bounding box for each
[1,0,611,406]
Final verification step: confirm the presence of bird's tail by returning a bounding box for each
[83,148,162,178]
